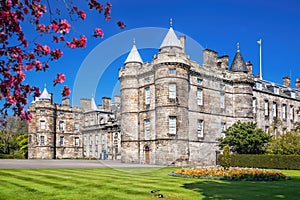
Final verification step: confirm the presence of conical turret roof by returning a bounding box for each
[124,41,143,65]
[91,96,98,111]
[39,86,51,100]
[160,27,182,49]
[230,50,248,73]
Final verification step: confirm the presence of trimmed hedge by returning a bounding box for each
[218,154,300,170]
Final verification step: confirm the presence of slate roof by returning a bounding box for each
[124,43,143,65]
[230,51,248,73]
[160,27,182,49]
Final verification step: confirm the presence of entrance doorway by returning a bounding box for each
[144,146,150,164]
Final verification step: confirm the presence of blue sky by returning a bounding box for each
[24,0,300,106]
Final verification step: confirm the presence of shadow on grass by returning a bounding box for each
[181,178,300,200]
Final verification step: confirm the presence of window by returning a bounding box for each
[59,112,64,117]
[74,122,79,131]
[291,92,296,98]
[90,136,93,145]
[290,105,294,121]
[145,87,150,105]
[40,120,46,130]
[197,88,203,105]
[95,135,99,145]
[264,100,269,116]
[40,135,45,145]
[59,121,64,131]
[169,69,176,75]
[75,137,79,147]
[197,79,203,84]
[272,102,277,118]
[144,119,150,140]
[169,116,176,135]
[220,83,225,90]
[265,126,269,133]
[252,98,256,114]
[197,120,203,137]
[40,110,45,114]
[256,82,262,90]
[221,122,226,132]
[169,83,176,99]
[60,136,64,146]
[274,87,279,95]
[84,135,87,145]
[220,93,225,108]
[282,104,287,120]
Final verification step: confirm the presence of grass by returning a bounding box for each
[0,167,299,200]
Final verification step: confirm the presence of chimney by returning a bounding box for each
[80,98,91,112]
[296,78,300,90]
[102,97,111,112]
[203,49,217,67]
[62,98,70,106]
[114,96,121,104]
[217,55,229,70]
[180,35,186,52]
[255,74,261,79]
[283,76,290,87]
[245,61,253,74]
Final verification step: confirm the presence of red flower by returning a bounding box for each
[78,10,86,20]
[117,21,125,29]
[51,49,63,60]
[62,85,71,96]
[53,73,66,86]
[94,28,104,38]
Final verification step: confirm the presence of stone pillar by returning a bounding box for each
[246,61,253,75]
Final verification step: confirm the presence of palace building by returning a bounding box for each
[29,24,300,166]
[27,89,121,160]
[118,25,300,166]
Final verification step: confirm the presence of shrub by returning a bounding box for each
[218,154,300,170]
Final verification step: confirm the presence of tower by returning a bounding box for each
[152,23,191,165]
[230,45,254,120]
[119,40,143,163]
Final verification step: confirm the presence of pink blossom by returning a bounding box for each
[51,49,63,60]
[53,73,66,86]
[62,85,71,96]
[94,28,103,38]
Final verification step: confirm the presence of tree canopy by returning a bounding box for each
[218,121,271,154]
[0,0,124,121]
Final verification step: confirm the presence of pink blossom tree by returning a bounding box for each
[0,0,125,122]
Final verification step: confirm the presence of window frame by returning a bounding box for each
[169,116,177,135]
[169,83,176,99]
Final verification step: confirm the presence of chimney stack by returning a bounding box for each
[180,35,186,52]
[245,61,253,74]
[62,98,70,106]
[102,97,112,112]
[296,78,300,90]
[283,76,290,87]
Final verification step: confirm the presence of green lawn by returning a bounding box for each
[0,167,299,200]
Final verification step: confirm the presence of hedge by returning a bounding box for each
[218,154,300,170]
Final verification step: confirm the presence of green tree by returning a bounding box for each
[16,134,28,158]
[266,130,300,155]
[218,121,271,154]
[0,117,28,156]
[220,145,231,169]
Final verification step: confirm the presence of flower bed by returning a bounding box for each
[169,167,291,181]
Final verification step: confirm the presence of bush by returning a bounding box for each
[218,154,300,170]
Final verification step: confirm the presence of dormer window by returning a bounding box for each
[256,82,262,90]
[274,87,279,95]
[291,92,296,98]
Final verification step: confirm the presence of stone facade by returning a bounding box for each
[28,89,121,160]
[119,26,300,166]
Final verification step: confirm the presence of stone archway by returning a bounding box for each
[144,145,150,164]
